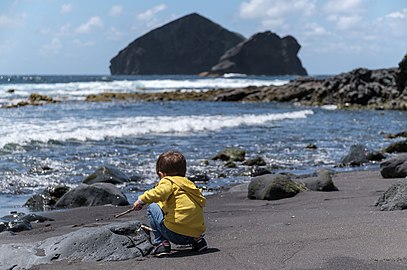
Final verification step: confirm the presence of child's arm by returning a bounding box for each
[133,178,173,209]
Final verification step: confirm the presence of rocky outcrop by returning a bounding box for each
[384,131,407,139]
[209,31,307,76]
[24,185,70,211]
[396,54,407,93]
[89,67,406,110]
[380,154,407,178]
[339,144,385,166]
[300,169,338,192]
[384,140,407,153]
[212,147,246,162]
[4,93,59,108]
[83,165,130,185]
[248,174,305,200]
[110,13,244,75]
[375,180,407,210]
[0,213,54,233]
[0,221,152,269]
[55,183,129,208]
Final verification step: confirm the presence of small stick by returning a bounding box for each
[140,224,153,232]
[114,208,134,218]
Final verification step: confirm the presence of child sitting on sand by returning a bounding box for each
[133,150,207,256]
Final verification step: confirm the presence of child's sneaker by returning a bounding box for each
[192,236,207,252]
[151,240,171,257]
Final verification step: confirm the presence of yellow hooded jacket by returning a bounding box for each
[139,176,206,238]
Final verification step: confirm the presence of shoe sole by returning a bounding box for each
[153,251,171,257]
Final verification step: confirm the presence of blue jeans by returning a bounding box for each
[147,203,194,245]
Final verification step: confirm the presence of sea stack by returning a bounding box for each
[109,13,245,75]
[209,31,308,76]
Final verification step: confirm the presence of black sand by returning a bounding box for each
[3,170,407,270]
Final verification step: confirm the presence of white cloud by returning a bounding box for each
[385,9,407,19]
[61,4,72,14]
[75,16,103,34]
[323,0,365,14]
[73,39,94,47]
[0,15,13,27]
[41,38,62,55]
[0,13,25,28]
[109,5,123,17]
[239,0,316,33]
[137,4,166,22]
[328,14,362,30]
[261,18,285,29]
[376,8,407,38]
[239,0,316,19]
[106,27,125,40]
[303,22,330,37]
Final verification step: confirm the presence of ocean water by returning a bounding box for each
[0,74,405,217]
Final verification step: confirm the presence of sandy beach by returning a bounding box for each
[3,170,407,270]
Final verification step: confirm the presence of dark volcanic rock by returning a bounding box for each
[83,165,130,185]
[375,180,407,210]
[210,31,307,76]
[212,147,246,162]
[24,185,70,211]
[339,144,385,166]
[55,183,129,208]
[384,140,407,153]
[380,154,407,178]
[248,173,304,200]
[250,166,272,177]
[301,169,338,192]
[0,221,153,269]
[0,213,54,233]
[242,157,266,166]
[87,54,406,110]
[384,131,407,139]
[396,54,407,92]
[110,13,244,75]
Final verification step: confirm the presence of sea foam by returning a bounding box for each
[0,110,313,149]
[0,77,289,103]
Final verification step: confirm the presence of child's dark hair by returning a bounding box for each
[156,151,187,177]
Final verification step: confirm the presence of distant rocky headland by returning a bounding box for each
[109,13,307,76]
[89,54,407,110]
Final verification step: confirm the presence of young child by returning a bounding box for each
[133,150,207,256]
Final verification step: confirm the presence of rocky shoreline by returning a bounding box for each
[4,55,407,110]
[86,64,407,111]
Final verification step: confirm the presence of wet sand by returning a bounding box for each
[4,170,407,270]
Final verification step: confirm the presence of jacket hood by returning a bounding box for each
[164,176,206,207]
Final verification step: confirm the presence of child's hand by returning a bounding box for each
[133,199,144,210]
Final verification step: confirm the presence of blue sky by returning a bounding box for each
[1,0,406,75]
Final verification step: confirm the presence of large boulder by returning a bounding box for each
[24,185,70,211]
[210,31,307,76]
[83,165,130,185]
[301,169,339,192]
[212,147,246,162]
[248,174,304,200]
[55,183,129,208]
[375,180,407,210]
[384,140,407,153]
[0,221,152,269]
[339,144,385,166]
[109,13,244,75]
[0,213,54,233]
[380,154,407,178]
